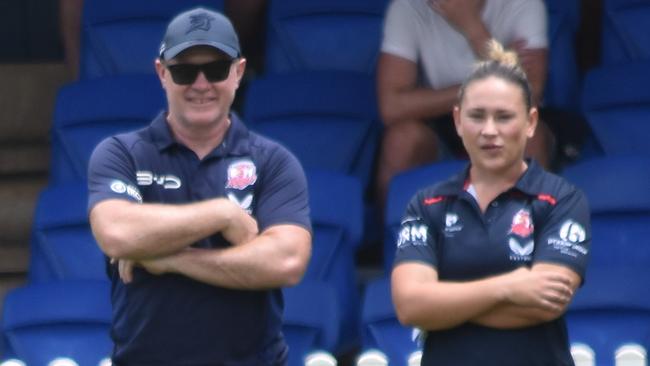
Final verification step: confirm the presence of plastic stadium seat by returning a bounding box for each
[562,155,650,270]
[303,351,337,366]
[564,156,650,366]
[601,0,650,65]
[383,160,467,270]
[571,343,596,366]
[80,0,224,79]
[51,74,164,183]
[1,281,112,366]
[283,281,339,366]
[265,0,390,74]
[306,169,364,352]
[28,182,105,283]
[243,71,381,190]
[615,344,647,366]
[356,349,388,366]
[360,277,419,366]
[544,0,581,110]
[581,62,650,156]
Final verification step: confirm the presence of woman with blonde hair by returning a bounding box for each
[391,40,590,365]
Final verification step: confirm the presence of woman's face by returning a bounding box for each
[454,75,537,174]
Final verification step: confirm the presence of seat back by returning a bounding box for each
[28,182,105,283]
[361,278,419,366]
[283,281,339,365]
[80,0,224,79]
[244,71,381,189]
[581,62,650,156]
[1,281,112,366]
[265,0,390,74]
[384,160,466,270]
[306,169,364,352]
[51,75,164,183]
[602,0,650,65]
[544,0,581,110]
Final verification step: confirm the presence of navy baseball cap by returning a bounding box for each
[159,7,241,60]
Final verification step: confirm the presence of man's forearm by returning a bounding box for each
[90,198,241,260]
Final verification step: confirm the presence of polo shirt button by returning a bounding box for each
[491,201,499,207]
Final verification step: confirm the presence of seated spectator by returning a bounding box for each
[375,0,552,205]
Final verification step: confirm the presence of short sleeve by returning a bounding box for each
[381,0,419,62]
[254,145,311,233]
[507,0,548,49]
[393,192,439,268]
[87,137,143,213]
[533,189,591,279]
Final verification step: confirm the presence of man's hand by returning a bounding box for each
[428,0,484,36]
[220,200,259,246]
[139,254,178,276]
[112,258,136,284]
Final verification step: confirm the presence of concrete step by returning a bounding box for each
[0,176,47,246]
[0,62,70,142]
[0,142,50,176]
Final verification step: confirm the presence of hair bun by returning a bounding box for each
[486,39,519,67]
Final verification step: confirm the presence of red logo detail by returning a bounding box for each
[423,196,444,205]
[226,160,257,190]
[537,194,557,205]
[510,209,534,237]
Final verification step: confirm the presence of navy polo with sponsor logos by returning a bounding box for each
[88,112,311,365]
[394,160,590,366]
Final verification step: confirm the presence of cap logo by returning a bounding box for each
[186,13,215,34]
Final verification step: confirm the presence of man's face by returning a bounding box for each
[156,46,246,131]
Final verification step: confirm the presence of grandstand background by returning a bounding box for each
[2,0,649,365]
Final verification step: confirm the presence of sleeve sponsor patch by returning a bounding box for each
[546,219,588,257]
[397,217,429,248]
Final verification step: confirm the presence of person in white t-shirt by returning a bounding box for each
[376,0,551,206]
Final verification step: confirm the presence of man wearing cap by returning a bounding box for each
[88,7,312,365]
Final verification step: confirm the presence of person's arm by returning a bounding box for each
[470,263,580,328]
[377,53,459,126]
[510,41,548,105]
[90,197,257,260]
[137,224,311,289]
[392,261,574,331]
[428,0,491,58]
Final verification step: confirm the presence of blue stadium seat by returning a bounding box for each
[283,280,339,366]
[306,169,364,353]
[581,62,650,156]
[601,0,650,65]
[1,281,112,365]
[243,71,381,190]
[544,0,581,110]
[564,155,650,366]
[563,155,650,271]
[384,160,467,271]
[28,182,105,283]
[80,0,224,79]
[361,277,419,366]
[265,0,390,74]
[51,74,164,183]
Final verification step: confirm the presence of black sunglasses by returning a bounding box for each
[166,59,234,85]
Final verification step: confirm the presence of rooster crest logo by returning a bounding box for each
[510,209,534,237]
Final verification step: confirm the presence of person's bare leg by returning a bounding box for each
[376,120,439,209]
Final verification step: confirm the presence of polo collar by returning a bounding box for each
[435,159,547,197]
[149,111,251,157]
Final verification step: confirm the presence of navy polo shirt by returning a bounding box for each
[394,160,591,366]
[88,112,311,365]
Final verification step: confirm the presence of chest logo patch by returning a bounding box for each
[444,212,463,235]
[510,209,534,237]
[226,160,257,190]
